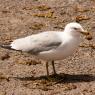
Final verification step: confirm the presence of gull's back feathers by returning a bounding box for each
[7,32,62,54]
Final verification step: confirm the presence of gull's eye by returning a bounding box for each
[73,27,78,30]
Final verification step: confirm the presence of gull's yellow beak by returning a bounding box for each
[81,30,89,35]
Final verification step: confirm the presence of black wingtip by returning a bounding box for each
[0,44,12,50]
[0,44,22,52]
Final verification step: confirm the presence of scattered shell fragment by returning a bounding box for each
[64,84,77,91]
[0,72,9,81]
[91,44,95,49]
[35,5,51,11]
[2,10,10,13]
[80,43,95,49]
[76,15,90,22]
[22,6,33,10]
[29,23,44,30]
[33,11,54,18]
[17,58,41,65]
[23,5,51,11]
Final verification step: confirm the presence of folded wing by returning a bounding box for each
[1,32,62,54]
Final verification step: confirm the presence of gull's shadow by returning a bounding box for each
[13,73,95,83]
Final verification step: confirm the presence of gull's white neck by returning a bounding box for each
[58,29,81,45]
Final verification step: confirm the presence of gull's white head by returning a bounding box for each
[64,22,89,36]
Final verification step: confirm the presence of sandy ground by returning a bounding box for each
[0,0,95,95]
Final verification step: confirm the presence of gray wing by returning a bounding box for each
[29,40,61,54]
[10,32,62,54]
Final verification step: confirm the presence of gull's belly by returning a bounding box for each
[37,40,79,61]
